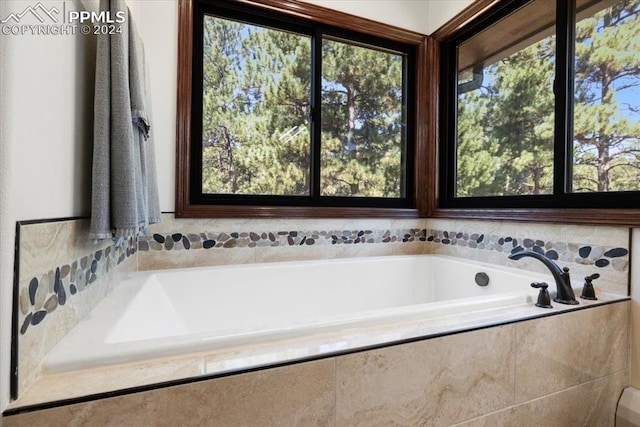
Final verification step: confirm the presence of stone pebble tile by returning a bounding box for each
[18,237,137,336]
[138,228,428,252]
[425,229,628,272]
[137,225,626,273]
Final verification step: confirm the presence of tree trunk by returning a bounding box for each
[221,125,238,193]
[346,82,357,158]
[596,11,613,192]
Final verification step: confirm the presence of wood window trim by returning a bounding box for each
[177,0,640,225]
[428,0,640,227]
[175,0,431,218]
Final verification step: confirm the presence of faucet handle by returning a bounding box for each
[531,282,553,308]
[584,273,600,283]
[581,273,599,300]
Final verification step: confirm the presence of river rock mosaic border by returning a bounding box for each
[137,226,628,271]
[426,229,629,271]
[138,228,429,251]
[17,237,137,336]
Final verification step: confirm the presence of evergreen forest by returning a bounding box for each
[457,0,640,197]
[201,17,405,198]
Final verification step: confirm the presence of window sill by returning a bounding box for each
[427,206,640,227]
[176,204,420,219]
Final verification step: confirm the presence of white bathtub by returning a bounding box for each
[44,255,555,373]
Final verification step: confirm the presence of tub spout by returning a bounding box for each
[508,250,578,305]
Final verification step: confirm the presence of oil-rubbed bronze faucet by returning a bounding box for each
[508,249,579,305]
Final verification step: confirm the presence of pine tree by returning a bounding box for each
[201,17,311,195]
[456,0,640,196]
[201,17,406,198]
[573,0,640,192]
[321,39,405,197]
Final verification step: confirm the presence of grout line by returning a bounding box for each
[333,357,338,427]
[512,323,517,406]
[449,371,626,426]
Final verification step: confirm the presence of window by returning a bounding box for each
[572,0,640,193]
[177,0,425,217]
[440,0,640,211]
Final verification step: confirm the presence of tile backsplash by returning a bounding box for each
[141,223,629,272]
[14,219,136,398]
[138,215,629,295]
[426,219,630,296]
[18,237,136,336]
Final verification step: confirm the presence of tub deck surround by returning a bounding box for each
[4,302,629,427]
[11,216,632,415]
[7,255,628,410]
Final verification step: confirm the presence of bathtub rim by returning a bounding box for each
[41,253,549,373]
[43,291,535,374]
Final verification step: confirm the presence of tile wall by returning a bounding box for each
[138,215,630,295]
[14,219,137,397]
[426,219,630,296]
[136,215,431,270]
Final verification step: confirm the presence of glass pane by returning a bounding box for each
[455,0,556,197]
[201,16,312,195]
[321,38,406,198]
[572,0,640,192]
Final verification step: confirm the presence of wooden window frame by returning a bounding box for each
[177,0,640,225]
[430,0,640,226]
[175,0,432,218]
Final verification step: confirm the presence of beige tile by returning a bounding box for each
[454,370,629,427]
[253,240,427,264]
[632,293,640,387]
[12,353,205,408]
[389,218,430,231]
[560,224,630,248]
[335,325,515,426]
[429,242,514,266]
[19,219,111,282]
[515,301,629,403]
[137,246,256,271]
[4,359,335,427]
[253,244,345,264]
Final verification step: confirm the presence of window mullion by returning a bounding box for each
[310,29,323,200]
[553,0,576,197]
